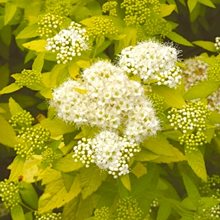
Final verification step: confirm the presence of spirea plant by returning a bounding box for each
[1,0,220,220]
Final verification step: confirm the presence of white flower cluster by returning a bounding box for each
[215,37,220,52]
[51,60,160,177]
[73,131,140,178]
[51,61,160,142]
[183,58,208,90]
[208,89,220,113]
[46,21,89,64]
[118,41,182,88]
[182,58,220,113]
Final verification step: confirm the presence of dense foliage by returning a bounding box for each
[0,0,220,219]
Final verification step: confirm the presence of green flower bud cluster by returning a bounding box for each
[194,202,220,220]
[38,13,66,38]
[168,101,209,151]
[102,1,118,16]
[179,131,207,152]
[115,197,143,220]
[200,175,220,199]
[148,198,159,216]
[148,93,165,121]
[142,15,171,37]
[9,110,34,130]
[207,60,220,81]
[121,0,160,25]
[168,102,209,133]
[214,37,220,52]
[14,69,42,89]
[41,148,60,167]
[15,126,50,158]
[85,16,119,38]
[35,212,62,220]
[45,0,72,17]
[94,207,111,220]
[0,180,20,209]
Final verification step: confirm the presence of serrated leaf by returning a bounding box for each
[0,83,21,95]
[198,0,215,8]
[40,118,76,136]
[160,4,176,17]
[79,166,107,199]
[25,212,33,220]
[75,195,99,220]
[132,162,147,178]
[22,159,41,183]
[53,154,83,173]
[163,130,182,141]
[209,111,220,124]
[193,41,216,52]
[16,23,39,39]
[184,80,219,100]
[0,115,17,147]
[143,135,186,161]
[9,97,23,115]
[23,40,47,52]
[11,205,25,220]
[187,0,198,12]
[38,175,81,213]
[166,32,193,46]
[156,202,171,220]
[135,150,159,161]
[152,86,185,108]
[120,175,131,191]
[181,197,197,210]
[62,172,75,192]
[41,64,68,89]
[68,62,80,79]
[4,2,17,25]
[186,150,207,181]
[180,170,200,201]
[38,168,61,185]
[8,156,25,181]
[19,182,38,209]
[32,53,45,72]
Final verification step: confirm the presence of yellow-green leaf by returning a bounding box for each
[143,135,185,161]
[0,115,17,147]
[4,2,17,25]
[120,175,131,191]
[186,150,207,181]
[0,83,21,95]
[184,80,219,100]
[53,154,83,173]
[11,205,25,220]
[22,40,47,52]
[135,150,159,161]
[16,24,39,39]
[193,40,216,52]
[38,175,81,213]
[79,166,107,199]
[40,118,76,136]
[187,0,198,12]
[166,32,193,46]
[8,156,25,181]
[9,97,23,115]
[32,53,45,72]
[198,0,215,8]
[160,4,176,17]
[152,86,185,108]
[132,163,147,178]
